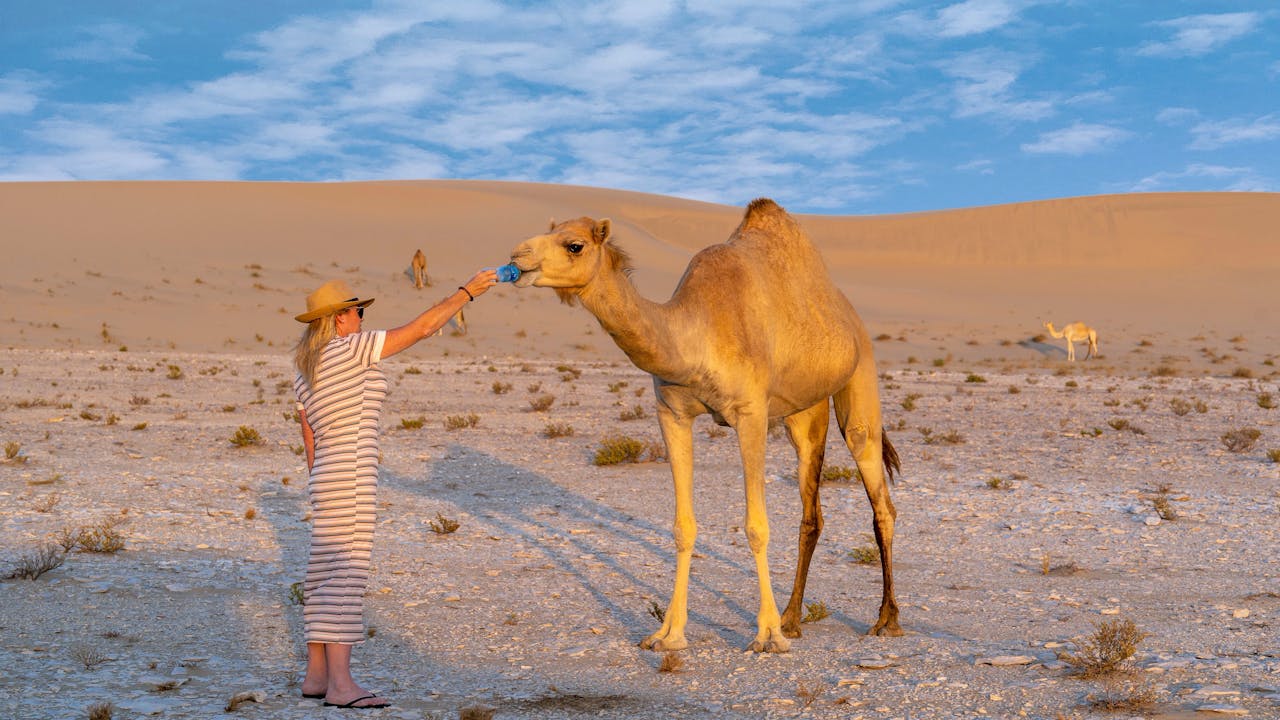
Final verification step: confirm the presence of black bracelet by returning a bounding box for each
[458,285,474,302]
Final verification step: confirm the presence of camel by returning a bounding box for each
[433,307,466,336]
[509,198,901,653]
[411,249,428,289]
[1043,321,1098,361]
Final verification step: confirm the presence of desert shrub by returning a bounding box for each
[4,441,24,462]
[901,393,921,411]
[229,426,263,447]
[400,416,425,429]
[965,373,987,383]
[131,422,147,431]
[1258,392,1277,410]
[529,394,556,412]
[1220,427,1262,453]
[820,465,858,483]
[608,381,629,393]
[1059,618,1147,677]
[1008,385,1021,394]
[932,357,947,367]
[543,422,575,438]
[1150,365,1176,377]
[77,518,127,554]
[288,581,305,606]
[619,404,648,421]
[658,651,684,673]
[429,512,460,534]
[1169,398,1191,416]
[166,364,184,380]
[1231,367,1253,379]
[920,427,964,445]
[79,410,100,421]
[403,366,422,375]
[848,544,880,565]
[70,644,109,670]
[32,492,61,513]
[594,435,648,465]
[5,543,66,580]
[1267,449,1280,463]
[87,702,115,720]
[492,381,513,395]
[801,601,830,623]
[705,425,727,439]
[647,600,665,622]
[1107,418,1145,435]
[1085,679,1158,713]
[443,413,480,430]
[1194,399,1209,413]
[985,476,1011,490]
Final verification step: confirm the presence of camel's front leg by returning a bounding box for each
[738,414,789,653]
[1066,338,1075,361]
[641,405,695,652]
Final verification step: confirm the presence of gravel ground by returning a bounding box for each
[1,348,1278,719]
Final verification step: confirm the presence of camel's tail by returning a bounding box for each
[881,430,901,485]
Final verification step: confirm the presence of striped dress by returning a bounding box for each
[293,330,388,645]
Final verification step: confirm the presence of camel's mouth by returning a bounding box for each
[512,269,539,288]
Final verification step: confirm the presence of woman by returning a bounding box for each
[291,272,496,709]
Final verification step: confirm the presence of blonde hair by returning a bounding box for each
[293,314,337,389]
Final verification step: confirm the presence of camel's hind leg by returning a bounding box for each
[833,377,902,637]
[779,400,831,638]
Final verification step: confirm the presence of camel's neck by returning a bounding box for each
[578,269,687,381]
[1046,324,1064,338]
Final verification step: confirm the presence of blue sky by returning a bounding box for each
[2,1,1277,214]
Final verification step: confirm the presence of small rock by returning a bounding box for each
[976,655,1036,666]
[855,658,897,669]
[1232,608,1250,619]
[1196,705,1248,715]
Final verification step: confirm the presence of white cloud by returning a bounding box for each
[936,0,1021,38]
[1188,114,1280,150]
[1129,163,1273,193]
[1021,122,1129,155]
[0,73,42,115]
[956,158,995,175]
[944,50,1054,120]
[1138,12,1259,58]
[1155,107,1199,126]
[53,22,149,63]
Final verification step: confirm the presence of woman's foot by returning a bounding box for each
[322,692,390,708]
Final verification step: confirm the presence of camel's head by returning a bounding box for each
[508,216,629,305]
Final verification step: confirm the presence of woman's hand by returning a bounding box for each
[460,268,498,301]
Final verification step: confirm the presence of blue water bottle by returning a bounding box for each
[492,264,521,282]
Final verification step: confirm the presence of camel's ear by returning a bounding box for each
[548,218,556,232]
[594,218,612,244]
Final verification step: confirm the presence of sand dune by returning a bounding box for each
[2,182,1277,376]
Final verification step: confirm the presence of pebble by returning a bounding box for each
[1196,705,1248,715]
[976,655,1036,666]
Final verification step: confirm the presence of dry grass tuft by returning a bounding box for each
[87,702,115,720]
[820,464,859,483]
[796,679,826,709]
[593,435,664,465]
[4,441,27,464]
[400,416,425,429]
[224,691,265,712]
[618,404,648,421]
[429,512,460,534]
[492,381,513,395]
[848,543,880,565]
[920,427,965,445]
[646,599,665,623]
[1258,392,1277,409]
[801,601,830,623]
[1059,618,1147,677]
[529,394,556,412]
[543,422,575,438]
[1220,427,1262,453]
[5,543,66,580]
[229,426,264,447]
[1085,677,1158,712]
[658,651,684,674]
[443,413,480,430]
[460,704,496,719]
[70,644,110,670]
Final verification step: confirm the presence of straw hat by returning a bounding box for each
[295,279,375,323]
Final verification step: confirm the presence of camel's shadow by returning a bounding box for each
[1018,337,1067,358]
[385,444,769,649]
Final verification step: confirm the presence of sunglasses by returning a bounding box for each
[345,299,364,319]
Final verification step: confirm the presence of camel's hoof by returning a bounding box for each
[868,622,904,637]
[640,635,687,652]
[747,637,791,653]
[781,622,802,639]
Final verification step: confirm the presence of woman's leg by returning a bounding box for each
[301,642,327,696]
[323,643,388,707]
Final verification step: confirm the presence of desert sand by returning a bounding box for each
[1,182,1278,719]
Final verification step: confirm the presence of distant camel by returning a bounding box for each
[1044,321,1098,361]
[411,249,428,289]
[509,198,901,653]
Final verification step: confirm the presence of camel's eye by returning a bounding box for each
[566,242,585,255]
